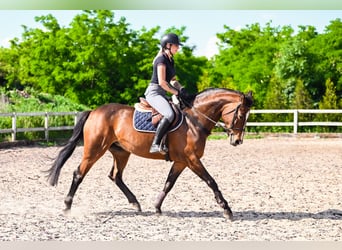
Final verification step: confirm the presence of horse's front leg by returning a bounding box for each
[154,162,186,214]
[188,158,233,220]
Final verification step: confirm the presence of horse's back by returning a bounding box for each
[84,103,133,139]
[88,103,132,121]
[93,103,133,114]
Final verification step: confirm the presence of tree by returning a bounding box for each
[262,76,292,132]
[2,11,205,107]
[263,76,287,109]
[291,79,313,109]
[59,10,141,106]
[213,22,292,108]
[319,78,338,109]
[273,26,318,105]
[2,13,341,114]
[317,78,341,132]
[309,18,342,98]
[8,10,159,107]
[291,79,314,132]
[0,42,21,89]
[174,47,207,93]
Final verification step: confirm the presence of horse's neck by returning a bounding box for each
[188,91,241,132]
[186,101,222,133]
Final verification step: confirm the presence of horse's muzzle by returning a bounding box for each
[229,134,243,146]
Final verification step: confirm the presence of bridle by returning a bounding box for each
[218,104,249,133]
[191,102,250,140]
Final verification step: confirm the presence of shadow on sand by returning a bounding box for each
[95,209,342,222]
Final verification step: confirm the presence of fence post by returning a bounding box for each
[74,111,78,125]
[293,110,298,134]
[44,112,49,142]
[11,112,16,141]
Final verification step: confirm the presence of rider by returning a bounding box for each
[144,33,191,154]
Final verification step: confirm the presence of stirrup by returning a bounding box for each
[149,144,168,155]
[149,144,160,154]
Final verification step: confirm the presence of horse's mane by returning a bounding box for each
[195,88,244,98]
[195,88,253,107]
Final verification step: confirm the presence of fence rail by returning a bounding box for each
[248,109,342,133]
[0,110,342,142]
[0,111,79,141]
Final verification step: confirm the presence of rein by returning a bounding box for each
[191,103,242,135]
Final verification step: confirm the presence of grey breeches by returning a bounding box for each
[144,83,175,123]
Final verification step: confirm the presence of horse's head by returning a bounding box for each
[190,88,253,146]
[220,91,253,146]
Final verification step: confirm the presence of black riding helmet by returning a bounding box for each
[160,33,183,48]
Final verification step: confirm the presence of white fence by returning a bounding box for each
[247,109,342,134]
[0,110,342,142]
[0,111,79,141]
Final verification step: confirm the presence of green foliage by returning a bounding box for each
[319,78,338,109]
[274,27,318,105]
[0,88,88,141]
[310,19,342,95]
[211,19,341,111]
[0,12,341,134]
[292,79,313,109]
[175,48,207,94]
[316,78,342,132]
[213,23,292,108]
[208,133,228,140]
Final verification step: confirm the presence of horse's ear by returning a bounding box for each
[245,91,253,107]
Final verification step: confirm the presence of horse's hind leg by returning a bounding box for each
[64,165,83,210]
[64,143,110,210]
[108,144,141,212]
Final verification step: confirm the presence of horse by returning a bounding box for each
[46,88,253,220]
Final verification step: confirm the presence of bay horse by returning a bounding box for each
[46,88,253,220]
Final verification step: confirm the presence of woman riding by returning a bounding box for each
[144,33,191,154]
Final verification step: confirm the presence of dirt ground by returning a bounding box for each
[0,137,341,241]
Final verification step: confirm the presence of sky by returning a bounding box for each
[0,10,341,58]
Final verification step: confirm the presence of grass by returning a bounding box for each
[208,132,264,140]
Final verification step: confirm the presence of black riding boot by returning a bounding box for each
[149,117,171,154]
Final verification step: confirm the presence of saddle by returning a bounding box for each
[133,97,183,133]
[135,98,163,126]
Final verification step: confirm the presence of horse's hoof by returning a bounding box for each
[155,208,162,215]
[132,202,142,212]
[63,208,71,215]
[64,196,73,210]
[224,210,234,221]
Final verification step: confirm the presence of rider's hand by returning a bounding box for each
[177,88,193,107]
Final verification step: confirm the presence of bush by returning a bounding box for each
[0,88,89,142]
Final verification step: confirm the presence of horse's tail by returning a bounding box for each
[46,110,91,186]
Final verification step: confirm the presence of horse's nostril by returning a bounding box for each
[235,140,242,145]
[230,140,239,146]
